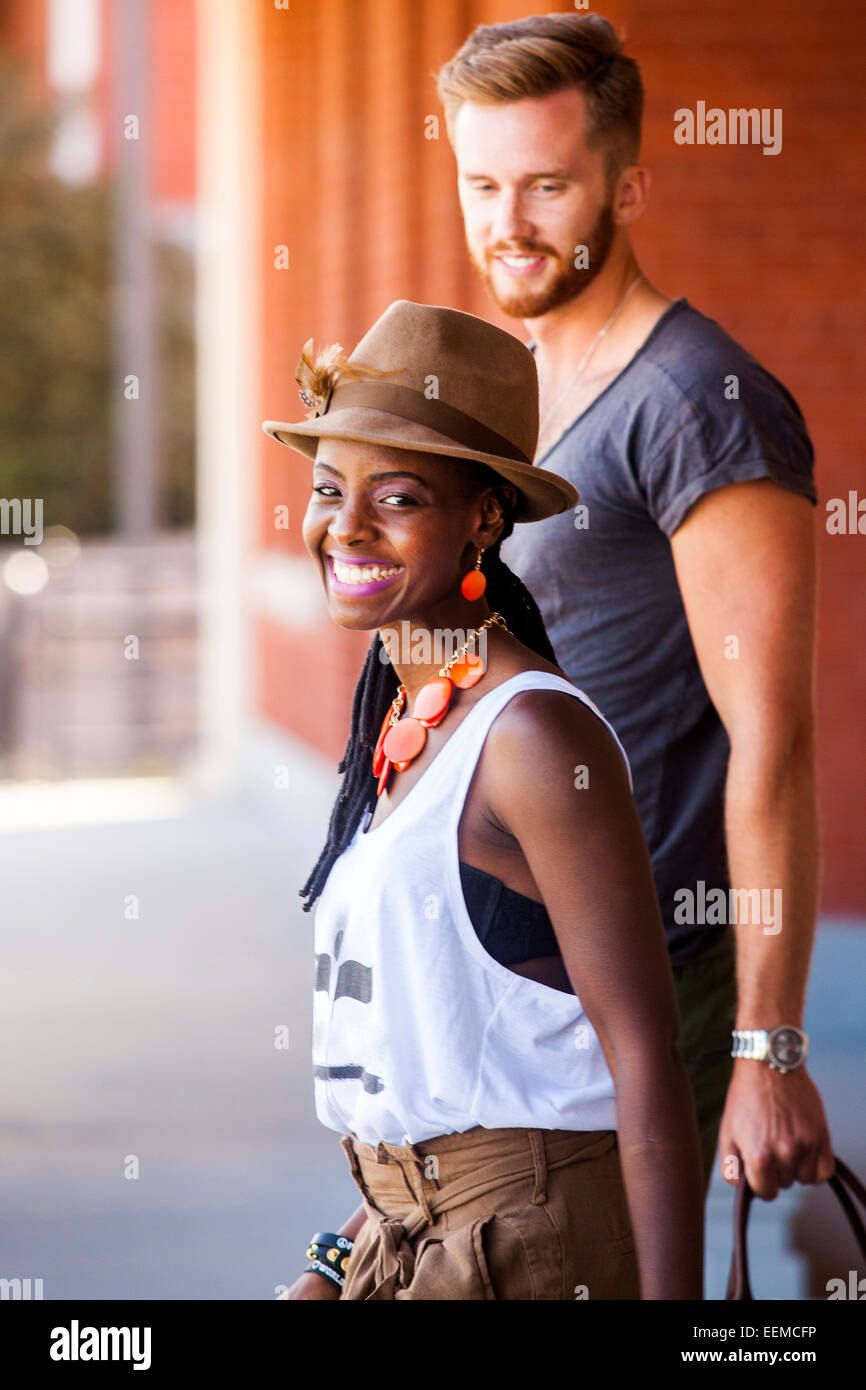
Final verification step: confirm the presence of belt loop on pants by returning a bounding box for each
[527,1129,548,1205]
[402,1143,438,1225]
[340,1133,386,1215]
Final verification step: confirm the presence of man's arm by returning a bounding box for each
[670,476,835,1200]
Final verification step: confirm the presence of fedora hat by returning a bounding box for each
[261,299,578,523]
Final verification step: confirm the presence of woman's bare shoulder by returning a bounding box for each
[479,679,630,819]
[491,679,618,748]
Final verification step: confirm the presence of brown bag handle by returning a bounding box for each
[726,1156,866,1299]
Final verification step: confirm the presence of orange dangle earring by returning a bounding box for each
[460,547,486,600]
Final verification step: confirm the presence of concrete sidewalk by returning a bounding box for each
[1,767,863,1299]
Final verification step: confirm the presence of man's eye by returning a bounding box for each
[312,483,341,498]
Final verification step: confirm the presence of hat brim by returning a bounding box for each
[261,407,578,523]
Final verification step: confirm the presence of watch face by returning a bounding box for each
[769,1027,804,1067]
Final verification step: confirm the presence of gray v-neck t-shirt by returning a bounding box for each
[501,297,817,967]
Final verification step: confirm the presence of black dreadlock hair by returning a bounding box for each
[299,464,560,911]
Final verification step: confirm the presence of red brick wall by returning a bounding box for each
[256,0,865,913]
[612,0,866,913]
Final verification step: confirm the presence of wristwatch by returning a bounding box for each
[731,1026,809,1073]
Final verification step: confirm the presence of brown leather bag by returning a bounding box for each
[726,1156,866,1299]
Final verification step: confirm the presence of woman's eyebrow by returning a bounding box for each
[367,470,431,486]
[314,463,432,487]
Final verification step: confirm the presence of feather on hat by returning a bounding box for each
[295,338,399,419]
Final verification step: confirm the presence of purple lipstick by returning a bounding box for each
[326,554,405,597]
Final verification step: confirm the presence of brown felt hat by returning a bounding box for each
[261,299,578,523]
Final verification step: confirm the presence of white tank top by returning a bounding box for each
[311,670,633,1146]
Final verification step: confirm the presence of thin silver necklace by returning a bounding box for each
[537,271,644,448]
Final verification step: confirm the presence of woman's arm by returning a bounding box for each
[482,690,704,1299]
[278,1201,369,1300]
[339,1201,369,1241]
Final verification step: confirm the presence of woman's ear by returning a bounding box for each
[499,482,518,515]
[482,481,517,543]
[476,496,502,547]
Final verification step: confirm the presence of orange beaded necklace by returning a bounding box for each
[372,613,510,797]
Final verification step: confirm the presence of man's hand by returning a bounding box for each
[718,1060,835,1200]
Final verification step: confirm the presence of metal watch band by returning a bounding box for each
[731,1025,809,1072]
[731,1028,769,1060]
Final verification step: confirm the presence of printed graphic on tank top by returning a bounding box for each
[311,670,634,1146]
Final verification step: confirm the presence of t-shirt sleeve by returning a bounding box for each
[640,364,818,538]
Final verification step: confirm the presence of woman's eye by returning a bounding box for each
[311,483,419,507]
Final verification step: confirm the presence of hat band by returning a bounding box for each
[326,381,532,465]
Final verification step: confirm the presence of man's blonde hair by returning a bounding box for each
[436,12,643,184]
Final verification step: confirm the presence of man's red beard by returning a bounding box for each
[470,201,616,319]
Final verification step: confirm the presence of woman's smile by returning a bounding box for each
[326,552,406,596]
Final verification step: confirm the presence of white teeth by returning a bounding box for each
[332,560,401,585]
[501,254,541,266]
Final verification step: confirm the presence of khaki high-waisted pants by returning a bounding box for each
[338,1125,640,1300]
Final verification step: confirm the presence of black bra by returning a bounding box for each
[458,860,561,967]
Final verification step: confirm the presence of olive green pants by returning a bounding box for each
[671,927,738,1198]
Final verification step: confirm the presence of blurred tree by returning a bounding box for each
[0,56,194,537]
